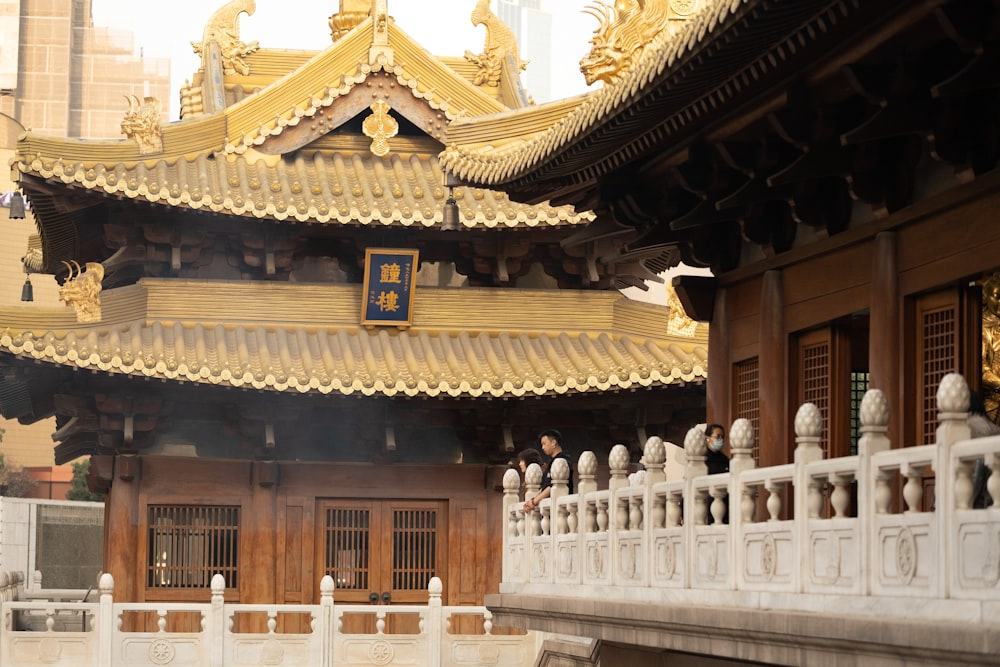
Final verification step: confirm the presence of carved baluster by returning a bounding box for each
[954,459,975,510]
[988,454,1000,507]
[902,463,926,512]
[807,476,825,518]
[830,472,853,518]
[616,497,629,531]
[557,504,569,536]
[567,501,579,535]
[709,486,726,525]
[596,499,608,532]
[509,508,520,537]
[694,488,709,525]
[651,494,666,529]
[630,496,643,530]
[666,493,682,527]
[376,610,386,634]
[585,502,597,533]
[765,480,783,521]
[531,508,542,537]
[875,469,893,514]
[741,485,758,523]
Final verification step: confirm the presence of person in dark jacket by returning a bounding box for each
[523,429,574,512]
[705,424,729,523]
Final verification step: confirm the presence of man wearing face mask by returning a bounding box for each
[705,424,729,474]
[705,424,729,524]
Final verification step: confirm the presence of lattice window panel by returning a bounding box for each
[391,509,437,592]
[801,341,831,455]
[849,371,870,454]
[920,306,957,444]
[324,507,371,591]
[734,357,760,463]
[147,505,239,589]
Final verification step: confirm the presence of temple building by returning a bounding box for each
[0,0,706,613]
[440,0,1000,661]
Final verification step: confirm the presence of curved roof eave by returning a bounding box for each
[0,280,707,399]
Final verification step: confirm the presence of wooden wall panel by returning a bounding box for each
[277,500,304,603]
[453,505,484,605]
[116,457,497,607]
[896,183,1000,295]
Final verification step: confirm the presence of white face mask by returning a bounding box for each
[709,438,724,452]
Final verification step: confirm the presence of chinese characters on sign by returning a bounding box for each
[361,248,418,327]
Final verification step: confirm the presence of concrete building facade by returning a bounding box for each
[1,0,169,474]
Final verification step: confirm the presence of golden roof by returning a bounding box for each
[12,12,589,229]
[0,280,707,398]
[14,145,588,228]
[440,0,747,185]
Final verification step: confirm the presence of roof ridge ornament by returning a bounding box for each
[368,0,394,67]
[464,0,527,87]
[329,0,370,42]
[580,0,699,86]
[120,96,163,155]
[192,0,259,76]
[362,100,399,157]
[59,261,105,324]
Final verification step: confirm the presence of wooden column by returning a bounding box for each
[869,232,900,445]
[104,455,139,602]
[707,286,730,427]
[245,460,278,604]
[758,270,788,465]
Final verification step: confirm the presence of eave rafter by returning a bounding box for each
[445,0,1000,276]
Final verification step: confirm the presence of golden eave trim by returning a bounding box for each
[439,0,752,185]
[12,151,591,227]
[0,282,707,398]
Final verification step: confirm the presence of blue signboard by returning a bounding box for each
[361,248,418,327]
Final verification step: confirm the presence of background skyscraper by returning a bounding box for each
[496,0,553,103]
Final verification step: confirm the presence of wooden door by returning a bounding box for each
[318,499,446,632]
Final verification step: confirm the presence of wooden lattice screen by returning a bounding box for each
[734,357,761,463]
[147,505,239,589]
[324,507,371,591]
[391,509,437,592]
[800,339,831,455]
[919,304,958,444]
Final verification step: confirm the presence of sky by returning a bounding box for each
[90,0,599,116]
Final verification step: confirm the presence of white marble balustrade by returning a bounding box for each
[503,372,1000,623]
[0,573,535,667]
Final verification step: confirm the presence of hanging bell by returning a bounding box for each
[441,189,460,231]
[20,275,33,302]
[9,192,25,219]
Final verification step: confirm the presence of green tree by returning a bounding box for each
[0,451,37,498]
[67,459,104,502]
